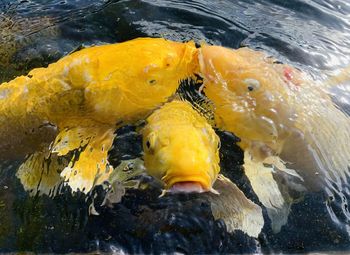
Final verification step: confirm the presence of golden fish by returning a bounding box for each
[3,37,350,234]
[17,99,265,237]
[142,100,264,237]
[142,100,220,193]
[199,45,350,191]
[8,37,198,192]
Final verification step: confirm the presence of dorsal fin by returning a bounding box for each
[176,77,216,126]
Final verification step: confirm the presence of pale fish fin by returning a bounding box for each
[102,158,146,207]
[51,126,90,156]
[293,103,350,190]
[280,129,325,191]
[324,65,350,87]
[263,155,303,181]
[263,154,307,204]
[207,174,264,238]
[306,111,350,188]
[244,151,291,233]
[51,125,115,193]
[16,149,67,196]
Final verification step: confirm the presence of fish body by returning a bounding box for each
[142,100,220,192]
[199,45,350,189]
[8,38,198,191]
[3,37,350,233]
[9,38,349,235]
[1,37,197,136]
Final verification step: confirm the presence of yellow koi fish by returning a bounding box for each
[17,99,265,237]
[3,37,350,234]
[5,37,198,192]
[142,100,264,237]
[199,45,350,191]
[142,100,220,193]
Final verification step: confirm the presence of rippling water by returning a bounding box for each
[1,0,350,253]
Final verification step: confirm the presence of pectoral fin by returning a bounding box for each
[16,149,67,196]
[102,158,146,207]
[51,124,115,193]
[207,174,264,238]
[244,151,305,233]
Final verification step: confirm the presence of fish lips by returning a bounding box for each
[167,181,206,194]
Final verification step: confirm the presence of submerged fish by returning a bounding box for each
[2,37,350,234]
[199,45,350,231]
[142,100,220,193]
[199,45,350,190]
[0,13,60,79]
[142,100,264,237]
[5,37,198,192]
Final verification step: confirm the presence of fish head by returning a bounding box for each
[199,45,298,151]
[123,38,199,108]
[82,38,199,123]
[142,101,220,193]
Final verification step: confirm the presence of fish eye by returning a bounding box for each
[144,132,156,153]
[144,139,154,154]
[243,78,260,92]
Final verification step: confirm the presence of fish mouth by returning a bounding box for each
[162,171,213,194]
[167,181,206,194]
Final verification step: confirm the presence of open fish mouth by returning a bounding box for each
[167,181,206,193]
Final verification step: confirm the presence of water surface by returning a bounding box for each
[0,0,350,253]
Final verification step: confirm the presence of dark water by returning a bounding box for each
[1,0,350,253]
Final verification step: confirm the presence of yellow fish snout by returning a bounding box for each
[159,142,215,192]
[142,101,220,194]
